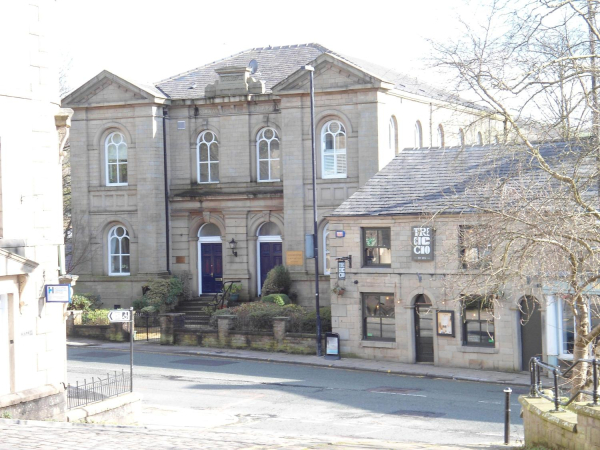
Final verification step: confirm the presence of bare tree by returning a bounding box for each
[432,0,600,394]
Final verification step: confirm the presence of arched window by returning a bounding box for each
[197,131,219,183]
[105,132,128,185]
[414,121,423,148]
[321,120,347,178]
[477,131,483,146]
[323,223,330,275]
[437,124,445,147]
[459,128,465,147]
[389,117,397,154]
[199,223,221,237]
[257,128,281,182]
[108,225,130,276]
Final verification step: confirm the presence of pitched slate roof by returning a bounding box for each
[155,43,483,108]
[330,141,594,217]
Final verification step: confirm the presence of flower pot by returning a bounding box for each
[229,294,239,301]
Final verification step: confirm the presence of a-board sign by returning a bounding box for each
[108,310,132,322]
[45,285,71,303]
[412,226,434,261]
[338,260,346,280]
[286,251,304,266]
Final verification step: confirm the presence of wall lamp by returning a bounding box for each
[229,238,238,257]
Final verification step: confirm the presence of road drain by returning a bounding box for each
[368,387,422,394]
[391,410,445,418]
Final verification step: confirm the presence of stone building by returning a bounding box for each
[62,44,502,307]
[326,143,598,372]
[0,0,73,419]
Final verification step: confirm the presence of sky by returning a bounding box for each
[56,0,483,94]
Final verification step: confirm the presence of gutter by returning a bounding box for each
[162,107,171,275]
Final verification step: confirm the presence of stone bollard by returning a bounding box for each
[108,322,129,342]
[273,317,289,342]
[159,313,185,345]
[217,315,236,343]
[66,310,82,336]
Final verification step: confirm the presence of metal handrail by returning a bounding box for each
[529,356,599,411]
[211,280,242,311]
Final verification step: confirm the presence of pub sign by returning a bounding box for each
[412,226,434,261]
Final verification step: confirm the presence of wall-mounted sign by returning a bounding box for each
[412,226,434,261]
[338,260,346,280]
[436,310,455,337]
[335,230,345,238]
[286,251,304,266]
[45,285,71,303]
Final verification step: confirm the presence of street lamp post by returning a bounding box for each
[302,64,323,357]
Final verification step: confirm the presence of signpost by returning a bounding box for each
[108,310,131,322]
[108,307,134,392]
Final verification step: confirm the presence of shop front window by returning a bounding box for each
[363,293,395,341]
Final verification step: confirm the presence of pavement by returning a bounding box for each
[66,336,533,387]
[0,418,516,449]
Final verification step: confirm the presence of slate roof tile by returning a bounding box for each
[330,142,594,217]
[154,43,485,109]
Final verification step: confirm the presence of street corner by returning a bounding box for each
[141,404,239,429]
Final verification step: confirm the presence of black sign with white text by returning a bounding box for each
[412,226,434,261]
[338,260,346,279]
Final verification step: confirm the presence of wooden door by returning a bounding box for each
[415,295,434,363]
[201,243,222,293]
[520,296,543,370]
[259,242,282,292]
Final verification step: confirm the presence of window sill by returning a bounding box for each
[458,346,498,354]
[360,340,397,349]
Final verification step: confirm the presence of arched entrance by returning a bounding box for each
[257,222,282,295]
[198,223,222,294]
[520,295,543,370]
[414,294,434,363]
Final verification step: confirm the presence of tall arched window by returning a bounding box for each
[477,131,483,146]
[459,128,465,147]
[105,132,128,186]
[108,225,130,276]
[437,124,445,147]
[389,117,397,154]
[321,120,347,178]
[197,131,219,183]
[257,128,281,182]
[414,121,423,148]
[323,223,330,275]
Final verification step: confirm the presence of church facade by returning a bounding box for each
[63,44,502,307]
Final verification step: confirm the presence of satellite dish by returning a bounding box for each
[248,59,258,75]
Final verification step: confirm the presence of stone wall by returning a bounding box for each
[67,392,141,425]
[520,395,600,450]
[167,316,324,355]
[66,311,131,342]
[0,385,66,421]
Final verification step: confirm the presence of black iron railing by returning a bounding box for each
[67,370,131,409]
[529,357,599,411]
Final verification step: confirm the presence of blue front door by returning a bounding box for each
[201,243,222,293]
[260,242,282,292]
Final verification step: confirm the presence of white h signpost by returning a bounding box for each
[108,310,131,322]
[108,307,134,392]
